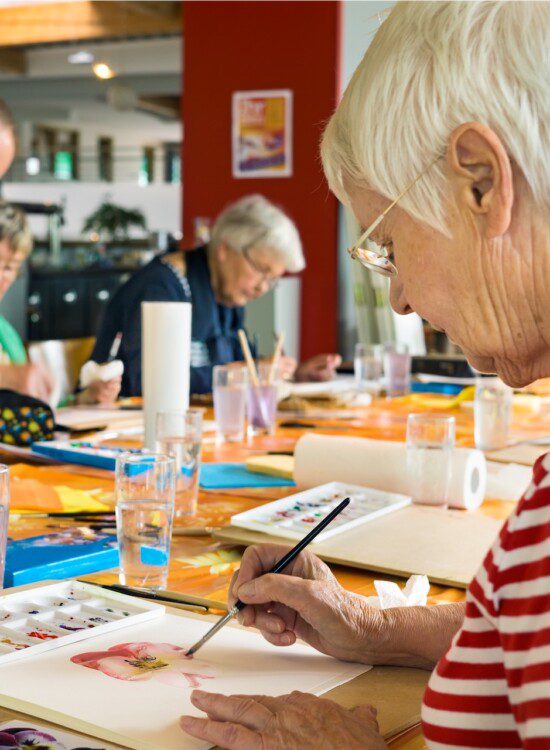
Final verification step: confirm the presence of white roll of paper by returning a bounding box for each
[294,433,487,510]
[142,302,192,449]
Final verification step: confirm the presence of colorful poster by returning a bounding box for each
[232,89,293,178]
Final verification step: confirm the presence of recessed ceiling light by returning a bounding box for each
[68,50,94,65]
[93,62,116,80]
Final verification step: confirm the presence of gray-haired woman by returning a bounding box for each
[88,193,341,396]
[181,2,550,748]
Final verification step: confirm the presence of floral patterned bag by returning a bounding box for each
[0,390,55,446]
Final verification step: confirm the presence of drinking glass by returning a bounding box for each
[0,465,9,590]
[115,453,176,589]
[247,361,279,436]
[156,409,203,517]
[384,343,411,397]
[354,343,384,391]
[213,365,248,442]
[474,377,512,450]
[407,414,455,508]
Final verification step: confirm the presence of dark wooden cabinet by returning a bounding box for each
[28,269,131,341]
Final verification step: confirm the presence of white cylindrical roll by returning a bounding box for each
[142,302,192,450]
[294,433,486,510]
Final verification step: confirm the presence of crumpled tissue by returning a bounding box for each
[79,359,124,389]
[365,574,430,609]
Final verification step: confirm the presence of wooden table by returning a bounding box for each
[4,394,549,748]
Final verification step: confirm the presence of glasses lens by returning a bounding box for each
[352,246,396,277]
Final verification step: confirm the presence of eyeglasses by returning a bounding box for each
[242,245,280,291]
[348,155,441,278]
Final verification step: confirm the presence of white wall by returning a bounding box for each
[3,182,181,238]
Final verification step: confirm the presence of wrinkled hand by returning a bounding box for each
[180,690,386,749]
[295,353,342,382]
[229,544,383,663]
[0,362,55,404]
[77,377,122,405]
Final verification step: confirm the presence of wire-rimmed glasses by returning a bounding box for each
[347,155,442,278]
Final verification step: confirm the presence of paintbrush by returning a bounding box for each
[185,497,350,656]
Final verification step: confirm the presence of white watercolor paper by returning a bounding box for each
[0,613,368,750]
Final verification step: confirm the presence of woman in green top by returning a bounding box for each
[0,202,117,404]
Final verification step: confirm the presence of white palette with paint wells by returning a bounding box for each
[0,579,164,665]
[230,481,411,542]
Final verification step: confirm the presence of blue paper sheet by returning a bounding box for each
[200,463,295,490]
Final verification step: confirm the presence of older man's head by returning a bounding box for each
[0,100,15,178]
[322,1,549,387]
[209,194,305,307]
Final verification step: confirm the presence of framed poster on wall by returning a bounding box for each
[232,89,293,178]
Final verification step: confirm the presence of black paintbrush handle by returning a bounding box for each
[233,497,350,612]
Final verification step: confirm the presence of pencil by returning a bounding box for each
[185,497,350,656]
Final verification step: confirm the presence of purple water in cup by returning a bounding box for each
[247,383,278,435]
[384,344,411,397]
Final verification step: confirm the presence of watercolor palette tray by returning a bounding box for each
[230,481,411,542]
[0,580,164,665]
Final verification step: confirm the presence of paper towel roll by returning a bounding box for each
[294,433,487,510]
[142,302,191,449]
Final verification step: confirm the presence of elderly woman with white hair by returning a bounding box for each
[181,2,550,748]
[88,194,340,396]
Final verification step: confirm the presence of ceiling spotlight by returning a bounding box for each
[93,62,116,80]
[68,50,94,65]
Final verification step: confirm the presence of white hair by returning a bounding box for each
[210,194,305,273]
[321,1,550,234]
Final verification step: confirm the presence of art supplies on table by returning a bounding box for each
[0,587,367,750]
[9,463,114,515]
[32,440,142,471]
[0,720,115,750]
[245,453,294,479]
[216,503,505,588]
[293,433,487,510]
[55,407,143,433]
[4,529,119,587]
[230,482,410,542]
[199,462,295,489]
[0,580,163,665]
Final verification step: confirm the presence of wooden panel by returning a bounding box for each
[215,504,505,589]
[0,1,181,47]
[0,48,27,75]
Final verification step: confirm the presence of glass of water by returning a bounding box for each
[115,453,176,590]
[354,343,384,392]
[213,364,248,442]
[384,343,412,397]
[407,414,456,508]
[156,409,203,518]
[474,377,512,450]
[0,465,9,590]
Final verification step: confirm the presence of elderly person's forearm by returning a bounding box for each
[371,602,465,669]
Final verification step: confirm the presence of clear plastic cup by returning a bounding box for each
[384,343,411,397]
[407,414,456,508]
[247,362,279,436]
[156,409,203,517]
[115,453,176,590]
[474,377,512,450]
[354,343,384,392]
[213,365,248,442]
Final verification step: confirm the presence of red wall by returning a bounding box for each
[182,1,341,359]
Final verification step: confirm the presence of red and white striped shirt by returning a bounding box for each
[422,452,550,749]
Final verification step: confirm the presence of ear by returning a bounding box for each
[447,122,513,239]
[216,241,229,262]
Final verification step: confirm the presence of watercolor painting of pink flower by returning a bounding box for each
[71,642,216,688]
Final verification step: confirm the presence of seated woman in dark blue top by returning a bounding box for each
[86,195,341,396]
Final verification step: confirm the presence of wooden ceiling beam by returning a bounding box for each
[0,1,182,48]
[0,48,27,75]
